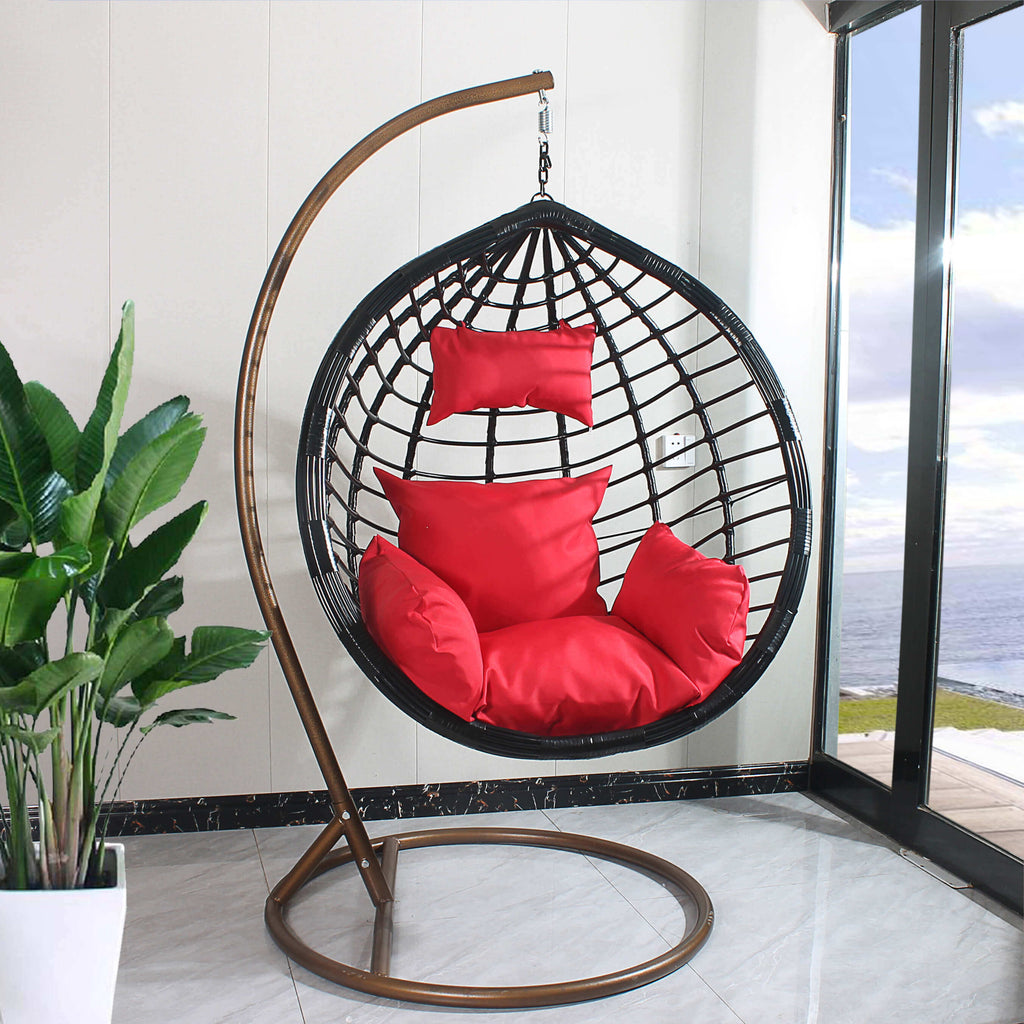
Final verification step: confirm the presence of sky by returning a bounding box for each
[842,3,1024,572]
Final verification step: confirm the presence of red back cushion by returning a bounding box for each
[612,523,749,701]
[476,615,702,735]
[358,535,483,720]
[374,466,611,633]
[427,321,596,427]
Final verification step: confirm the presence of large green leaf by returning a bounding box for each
[24,382,79,484]
[101,415,205,553]
[62,302,135,546]
[98,501,206,610]
[0,342,68,543]
[175,626,269,683]
[141,707,234,735]
[0,652,103,716]
[0,546,91,645]
[0,499,20,541]
[105,395,189,493]
[96,695,143,728]
[75,302,134,491]
[19,545,90,580]
[97,575,184,648]
[0,642,45,687]
[0,574,66,645]
[0,724,60,755]
[134,576,184,621]
[98,617,174,700]
[0,517,30,552]
[130,635,185,704]
[130,626,267,707]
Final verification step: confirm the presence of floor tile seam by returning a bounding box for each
[577,852,707,947]
[686,961,748,1023]
[252,827,310,1023]
[540,807,565,831]
[252,827,275,895]
[285,960,310,1024]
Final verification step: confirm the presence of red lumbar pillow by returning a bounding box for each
[374,466,611,633]
[612,523,749,701]
[358,535,484,720]
[475,615,702,735]
[426,320,596,427]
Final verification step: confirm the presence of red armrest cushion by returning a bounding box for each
[612,523,748,701]
[359,535,483,720]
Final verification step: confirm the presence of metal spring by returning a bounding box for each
[538,104,551,136]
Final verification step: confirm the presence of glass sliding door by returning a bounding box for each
[928,3,1024,860]
[816,0,1024,915]
[831,5,920,782]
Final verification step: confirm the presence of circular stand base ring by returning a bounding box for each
[265,825,714,1009]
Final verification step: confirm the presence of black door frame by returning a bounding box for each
[813,0,1024,915]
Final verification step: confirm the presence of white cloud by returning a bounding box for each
[843,207,1024,311]
[974,100,1024,141]
[842,394,1024,569]
[847,397,909,453]
[948,390,1024,430]
[870,167,916,196]
[846,389,1024,453]
[837,202,1024,570]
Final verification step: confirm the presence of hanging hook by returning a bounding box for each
[533,72,553,201]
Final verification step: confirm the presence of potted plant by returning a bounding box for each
[0,301,269,1024]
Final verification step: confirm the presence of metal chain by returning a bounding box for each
[537,139,551,198]
[534,78,553,201]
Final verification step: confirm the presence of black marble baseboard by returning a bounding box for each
[102,761,809,836]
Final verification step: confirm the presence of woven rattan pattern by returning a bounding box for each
[297,202,811,758]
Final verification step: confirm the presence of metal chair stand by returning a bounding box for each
[263,816,713,1008]
[233,70,814,1008]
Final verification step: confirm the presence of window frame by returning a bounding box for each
[813,0,1024,915]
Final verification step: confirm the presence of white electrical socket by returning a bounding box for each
[656,433,695,469]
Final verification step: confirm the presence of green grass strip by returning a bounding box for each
[839,687,1024,734]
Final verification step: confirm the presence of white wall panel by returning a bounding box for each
[108,1,272,799]
[418,1,570,256]
[0,2,110,421]
[412,0,569,785]
[264,1,422,792]
[551,0,708,777]
[688,0,831,769]
[563,0,705,269]
[1,0,832,801]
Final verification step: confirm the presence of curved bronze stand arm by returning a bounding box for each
[233,72,552,905]
[235,71,716,1008]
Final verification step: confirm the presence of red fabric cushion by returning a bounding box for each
[427,321,596,427]
[358,535,483,720]
[374,466,610,633]
[612,523,749,701]
[475,615,702,735]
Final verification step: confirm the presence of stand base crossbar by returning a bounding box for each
[266,824,714,1009]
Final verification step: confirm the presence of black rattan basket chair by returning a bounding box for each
[298,199,811,760]
[235,72,811,1010]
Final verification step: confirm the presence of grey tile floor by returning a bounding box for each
[111,792,1023,1024]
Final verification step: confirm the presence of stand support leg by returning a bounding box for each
[371,837,400,976]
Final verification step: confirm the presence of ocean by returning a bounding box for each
[838,563,1024,710]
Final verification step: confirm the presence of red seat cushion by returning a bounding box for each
[358,535,483,719]
[612,523,749,701]
[475,615,702,736]
[374,466,611,633]
[427,321,596,427]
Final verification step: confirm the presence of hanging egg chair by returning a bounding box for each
[235,71,811,1010]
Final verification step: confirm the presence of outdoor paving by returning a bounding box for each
[837,735,1024,858]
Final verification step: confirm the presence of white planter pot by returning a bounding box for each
[0,844,126,1024]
